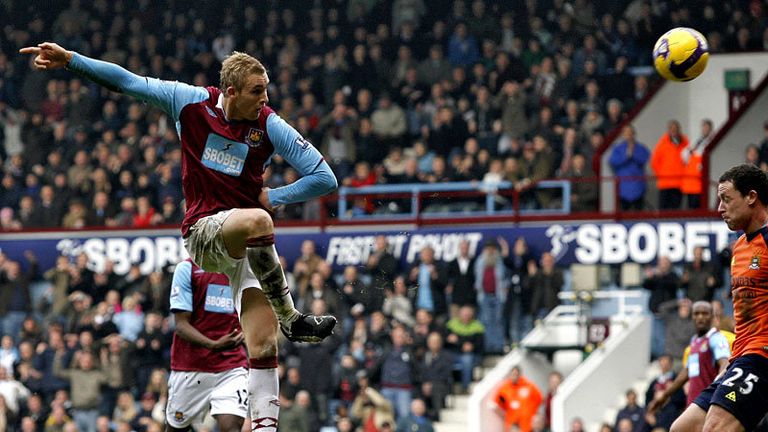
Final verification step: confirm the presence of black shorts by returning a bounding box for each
[693,354,768,431]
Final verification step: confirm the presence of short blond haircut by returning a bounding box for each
[220,51,267,92]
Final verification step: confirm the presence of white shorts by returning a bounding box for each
[183,209,261,315]
[166,367,249,427]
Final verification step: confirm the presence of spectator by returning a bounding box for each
[528,252,565,320]
[682,246,719,302]
[112,391,137,424]
[681,119,712,209]
[0,366,30,416]
[333,354,361,410]
[746,142,761,167]
[133,312,168,393]
[757,120,768,168]
[493,366,543,432]
[277,389,310,432]
[303,271,341,317]
[85,191,114,227]
[418,45,452,86]
[614,389,645,432]
[366,235,400,291]
[61,199,87,229]
[38,185,63,227]
[643,257,681,315]
[417,332,453,420]
[0,251,37,340]
[496,81,529,149]
[500,237,533,347]
[544,372,563,430]
[383,276,416,328]
[609,125,650,210]
[287,299,342,426]
[0,335,18,375]
[294,390,320,432]
[427,106,470,159]
[377,325,416,422]
[570,417,586,432]
[644,354,684,431]
[396,398,434,432]
[445,305,484,392]
[651,120,688,210]
[643,256,681,359]
[657,298,695,361]
[131,392,159,431]
[318,102,357,178]
[565,153,598,212]
[345,264,382,315]
[408,246,448,319]
[292,240,324,298]
[53,350,115,432]
[473,240,508,354]
[371,93,408,149]
[112,296,144,343]
[448,23,480,67]
[351,383,396,432]
[446,239,477,316]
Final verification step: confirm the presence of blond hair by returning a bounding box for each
[220,51,267,92]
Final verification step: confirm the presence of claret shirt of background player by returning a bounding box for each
[170,259,248,372]
[729,226,768,361]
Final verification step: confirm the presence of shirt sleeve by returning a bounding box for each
[67,52,208,121]
[265,112,338,207]
[709,332,731,361]
[169,261,194,312]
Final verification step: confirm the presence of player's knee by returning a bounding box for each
[244,208,273,237]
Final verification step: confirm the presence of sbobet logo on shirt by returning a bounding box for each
[205,283,234,314]
[202,134,247,176]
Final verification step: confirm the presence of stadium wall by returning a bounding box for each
[707,78,768,207]
[600,52,768,212]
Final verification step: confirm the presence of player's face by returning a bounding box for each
[718,180,754,231]
[231,73,269,121]
[693,306,712,332]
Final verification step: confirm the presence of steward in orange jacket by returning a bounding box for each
[681,119,713,209]
[651,120,688,209]
[494,366,543,432]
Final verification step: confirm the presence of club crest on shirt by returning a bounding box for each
[246,128,264,148]
[749,254,761,270]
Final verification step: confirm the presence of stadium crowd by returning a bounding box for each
[0,0,760,431]
[0,0,763,229]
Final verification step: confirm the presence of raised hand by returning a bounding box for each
[19,42,72,70]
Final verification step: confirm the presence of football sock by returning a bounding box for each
[246,235,300,324]
[249,357,279,430]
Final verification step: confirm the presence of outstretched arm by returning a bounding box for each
[20,42,207,121]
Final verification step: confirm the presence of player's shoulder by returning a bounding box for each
[174,259,195,275]
[205,86,220,100]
